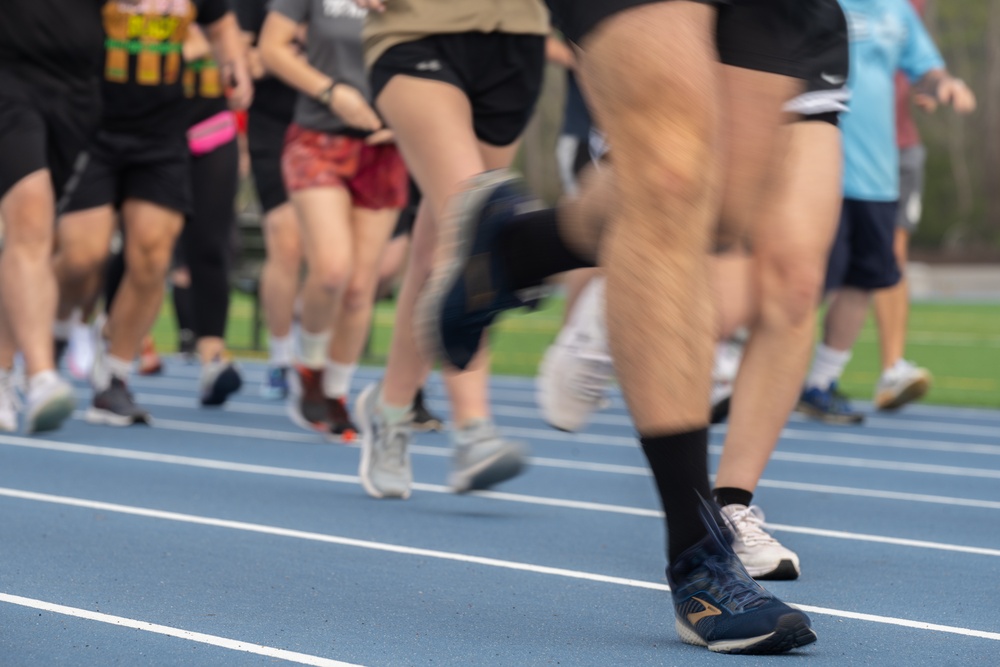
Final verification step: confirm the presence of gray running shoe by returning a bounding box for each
[86,378,151,426]
[0,371,20,433]
[25,374,76,434]
[450,420,528,493]
[356,383,413,499]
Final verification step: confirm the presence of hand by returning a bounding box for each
[330,84,383,132]
[914,75,977,115]
[365,128,394,145]
[351,0,386,12]
[226,60,255,111]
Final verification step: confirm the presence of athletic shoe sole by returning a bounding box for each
[748,558,801,581]
[415,170,515,369]
[356,383,410,500]
[875,375,930,411]
[26,392,76,434]
[84,407,151,427]
[710,396,732,425]
[450,445,527,494]
[675,612,817,654]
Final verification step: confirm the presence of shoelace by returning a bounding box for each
[724,505,781,548]
[701,554,770,610]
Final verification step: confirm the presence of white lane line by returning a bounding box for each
[96,388,1000,455]
[754,478,1000,510]
[763,451,1000,479]
[0,593,361,667]
[3,436,999,557]
[3,487,999,643]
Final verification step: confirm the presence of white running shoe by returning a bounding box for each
[0,369,20,432]
[67,320,96,380]
[450,420,528,493]
[356,383,413,499]
[536,277,614,432]
[720,504,800,581]
[874,359,931,411]
[25,371,76,434]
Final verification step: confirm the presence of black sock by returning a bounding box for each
[498,208,594,291]
[640,427,713,562]
[713,487,753,509]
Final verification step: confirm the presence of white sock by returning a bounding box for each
[805,344,851,390]
[269,333,294,367]
[94,354,133,391]
[297,329,329,370]
[323,360,357,398]
[377,387,410,424]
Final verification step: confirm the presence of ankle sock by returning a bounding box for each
[323,360,357,398]
[713,487,753,509]
[805,344,851,390]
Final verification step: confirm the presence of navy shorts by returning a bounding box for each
[825,199,901,292]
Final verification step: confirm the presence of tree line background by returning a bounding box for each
[519,0,999,261]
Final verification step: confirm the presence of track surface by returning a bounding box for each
[1,360,998,665]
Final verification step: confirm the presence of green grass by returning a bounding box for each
[152,294,1000,409]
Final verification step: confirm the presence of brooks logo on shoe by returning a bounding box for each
[687,597,723,625]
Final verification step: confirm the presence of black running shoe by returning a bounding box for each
[200,360,243,407]
[86,378,151,426]
[326,396,358,443]
[411,388,444,432]
[416,170,542,370]
[287,366,327,432]
[668,504,816,654]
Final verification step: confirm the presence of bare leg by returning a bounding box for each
[259,202,302,340]
[823,287,872,352]
[376,77,519,424]
[715,121,842,493]
[53,206,117,322]
[873,227,910,371]
[0,171,61,376]
[106,200,184,362]
[327,207,398,366]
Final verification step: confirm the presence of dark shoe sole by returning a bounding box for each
[796,402,864,425]
[753,559,801,581]
[201,368,243,407]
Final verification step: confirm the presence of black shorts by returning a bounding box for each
[0,70,100,205]
[825,199,901,292]
[370,32,546,147]
[63,129,193,216]
[785,0,850,125]
[247,108,291,213]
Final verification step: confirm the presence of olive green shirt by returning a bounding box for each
[363,0,549,68]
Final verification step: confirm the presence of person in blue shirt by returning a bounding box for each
[798,0,976,424]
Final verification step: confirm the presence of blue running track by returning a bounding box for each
[1,359,998,665]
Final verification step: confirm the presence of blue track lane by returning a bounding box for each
[1,360,998,666]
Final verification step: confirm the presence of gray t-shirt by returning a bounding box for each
[269,0,369,135]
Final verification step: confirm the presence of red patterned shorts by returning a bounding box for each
[281,124,409,210]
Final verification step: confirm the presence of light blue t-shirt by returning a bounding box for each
[839,0,944,201]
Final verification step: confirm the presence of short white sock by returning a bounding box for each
[94,354,133,391]
[323,360,357,398]
[297,329,329,370]
[805,344,851,390]
[377,387,410,424]
[269,333,294,367]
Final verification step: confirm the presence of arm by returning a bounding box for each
[912,68,977,115]
[899,2,976,115]
[546,34,577,70]
[204,12,255,111]
[258,10,382,132]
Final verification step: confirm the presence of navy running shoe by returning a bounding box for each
[797,382,864,425]
[668,504,816,654]
[416,170,542,370]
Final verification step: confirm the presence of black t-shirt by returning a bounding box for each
[234,0,297,122]
[185,58,230,126]
[99,0,230,137]
[0,0,105,90]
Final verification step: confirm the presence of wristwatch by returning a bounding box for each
[317,81,336,106]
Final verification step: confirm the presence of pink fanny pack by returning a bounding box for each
[187,110,237,156]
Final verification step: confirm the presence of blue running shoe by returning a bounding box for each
[797,382,864,425]
[668,506,817,654]
[416,170,542,370]
[260,366,290,400]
